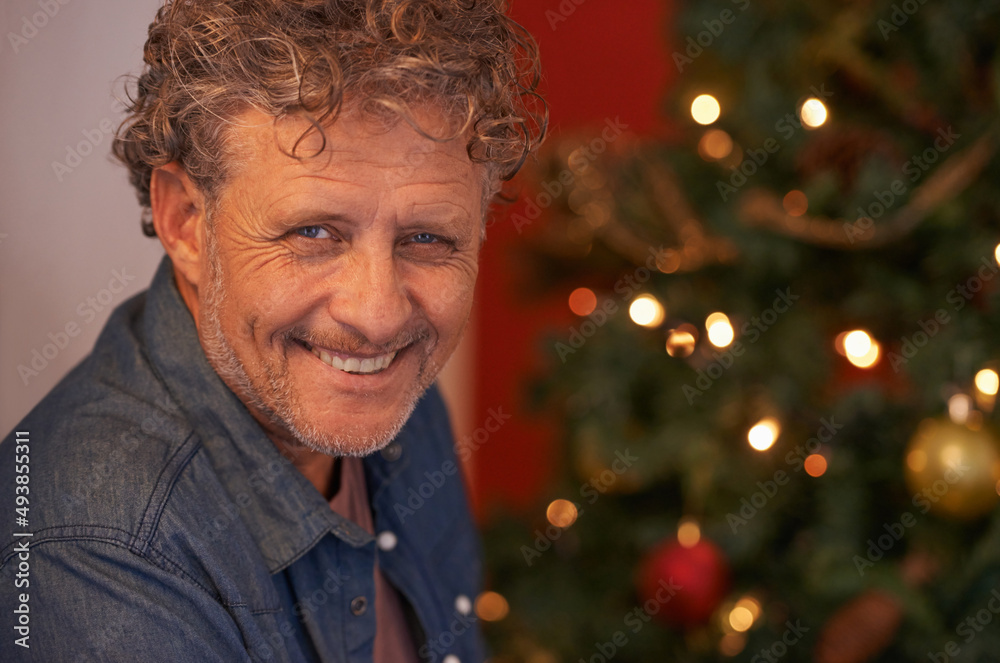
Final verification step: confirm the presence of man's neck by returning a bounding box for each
[269,433,340,499]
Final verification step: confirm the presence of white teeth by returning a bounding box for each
[307,344,398,375]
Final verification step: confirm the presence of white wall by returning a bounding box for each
[0,0,475,437]
[1,0,167,434]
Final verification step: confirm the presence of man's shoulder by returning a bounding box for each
[1,293,201,558]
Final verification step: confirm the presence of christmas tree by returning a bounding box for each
[479,0,1000,660]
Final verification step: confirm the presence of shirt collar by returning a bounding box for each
[143,256,380,572]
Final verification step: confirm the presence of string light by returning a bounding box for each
[748,417,780,451]
[975,369,999,396]
[799,97,828,128]
[728,606,754,632]
[666,327,698,358]
[723,596,761,643]
[735,596,762,621]
[843,329,880,368]
[706,312,735,348]
[475,591,510,622]
[782,190,808,217]
[629,294,666,327]
[677,518,701,548]
[568,287,597,316]
[948,393,972,425]
[804,454,828,477]
[546,499,579,528]
[691,94,721,125]
[698,129,733,160]
[719,632,747,656]
[994,242,1000,267]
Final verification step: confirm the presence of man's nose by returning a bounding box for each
[330,250,413,347]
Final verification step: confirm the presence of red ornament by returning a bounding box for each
[636,538,730,629]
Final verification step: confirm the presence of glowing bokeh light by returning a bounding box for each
[691,94,721,125]
[843,330,880,368]
[799,97,828,128]
[666,328,698,358]
[629,295,666,328]
[706,312,735,348]
[546,499,579,528]
[735,596,762,621]
[475,591,510,622]
[719,632,747,657]
[748,417,780,451]
[948,393,972,425]
[729,606,754,632]
[975,369,999,396]
[804,454,828,477]
[677,518,701,548]
[698,129,733,160]
[568,287,597,317]
[782,190,808,217]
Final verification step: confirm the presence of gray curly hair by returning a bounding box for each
[112,0,547,235]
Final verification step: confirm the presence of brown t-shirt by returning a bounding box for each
[328,457,419,663]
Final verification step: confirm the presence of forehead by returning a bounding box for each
[226,108,479,185]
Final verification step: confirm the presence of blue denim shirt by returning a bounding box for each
[0,257,485,663]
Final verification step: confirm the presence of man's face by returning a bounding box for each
[196,108,483,457]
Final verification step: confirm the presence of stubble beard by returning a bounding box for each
[197,224,441,458]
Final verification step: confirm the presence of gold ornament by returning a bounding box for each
[904,418,1000,519]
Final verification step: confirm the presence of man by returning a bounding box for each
[0,0,543,660]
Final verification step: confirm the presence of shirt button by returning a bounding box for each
[455,594,472,615]
[443,656,460,663]
[377,530,398,551]
[380,442,402,461]
[350,596,367,616]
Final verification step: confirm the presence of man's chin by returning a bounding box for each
[281,400,422,458]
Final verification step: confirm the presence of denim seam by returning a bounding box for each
[5,534,281,614]
[132,431,203,555]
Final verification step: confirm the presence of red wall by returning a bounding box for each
[473,0,674,515]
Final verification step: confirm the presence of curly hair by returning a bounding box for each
[112,0,546,236]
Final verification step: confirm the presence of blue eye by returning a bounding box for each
[295,226,330,239]
[411,233,437,244]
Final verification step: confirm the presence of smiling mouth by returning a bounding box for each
[298,340,398,375]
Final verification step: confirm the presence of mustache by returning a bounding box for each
[284,325,431,356]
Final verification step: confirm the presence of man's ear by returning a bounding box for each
[150,162,208,289]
